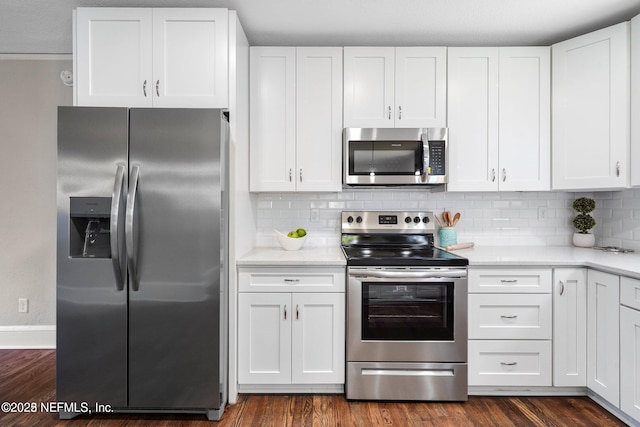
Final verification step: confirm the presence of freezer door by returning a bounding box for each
[56,107,129,408]
[127,109,223,409]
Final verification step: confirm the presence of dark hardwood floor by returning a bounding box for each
[0,350,626,426]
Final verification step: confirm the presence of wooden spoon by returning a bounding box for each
[443,211,451,227]
[452,212,461,227]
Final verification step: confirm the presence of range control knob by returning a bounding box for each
[423,216,430,223]
[356,216,363,223]
[347,216,354,223]
[414,216,421,223]
[404,216,412,224]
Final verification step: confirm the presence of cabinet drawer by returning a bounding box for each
[468,340,552,386]
[469,294,552,339]
[469,268,552,293]
[621,276,640,311]
[239,267,345,292]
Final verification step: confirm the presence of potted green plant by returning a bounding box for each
[572,197,596,247]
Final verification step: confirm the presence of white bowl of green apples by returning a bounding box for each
[274,228,308,251]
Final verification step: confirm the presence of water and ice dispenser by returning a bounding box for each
[69,197,111,258]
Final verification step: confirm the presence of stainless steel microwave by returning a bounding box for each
[343,127,448,187]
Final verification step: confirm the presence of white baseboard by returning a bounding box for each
[0,325,56,349]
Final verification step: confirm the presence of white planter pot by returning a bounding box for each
[572,233,595,248]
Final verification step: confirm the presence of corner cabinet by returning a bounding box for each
[249,47,343,192]
[75,7,229,108]
[343,47,447,128]
[447,47,550,192]
[552,22,629,190]
[237,266,345,390]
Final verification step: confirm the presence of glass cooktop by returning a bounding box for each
[341,245,469,267]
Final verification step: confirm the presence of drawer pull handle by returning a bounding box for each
[284,278,300,283]
[501,361,518,366]
[500,315,518,319]
[500,279,518,283]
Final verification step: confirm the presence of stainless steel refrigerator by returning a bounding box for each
[56,107,228,420]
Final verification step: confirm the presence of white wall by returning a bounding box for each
[255,190,577,247]
[0,56,72,328]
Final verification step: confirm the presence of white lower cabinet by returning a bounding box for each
[587,270,620,407]
[621,277,640,420]
[553,268,587,387]
[468,268,552,386]
[238,266,345,388]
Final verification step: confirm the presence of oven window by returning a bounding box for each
[349,141,422,175]
[362,282,454,341]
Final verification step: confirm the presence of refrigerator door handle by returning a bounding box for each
[110,164,127,291]
[126,164,140,291]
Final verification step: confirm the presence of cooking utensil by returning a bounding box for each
[434,214,444,227]
[452,212,461,227]
[443,211,451,227]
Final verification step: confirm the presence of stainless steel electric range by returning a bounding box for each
[341,211,469,401]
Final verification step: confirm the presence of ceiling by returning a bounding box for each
[2,0,640,54]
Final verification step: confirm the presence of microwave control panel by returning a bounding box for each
[428,140,446,175]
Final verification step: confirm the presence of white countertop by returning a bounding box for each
[449,245,640,279]
[237,246,347,266]
[237,244,640,279]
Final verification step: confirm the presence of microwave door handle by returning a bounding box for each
[421,134,429,180]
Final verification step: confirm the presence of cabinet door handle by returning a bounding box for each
[398,106,402,120]
[388,106,392,120]
[491,168,496,182]
[502,168,506,182]
[500,279,518,283]
[500,315,518,319]
[289,168,292,182]
[559,280,565,296]
[156,80,160,97]
[500,361,518,366]
[143,80,147,97]
[299,168,303,182]
[284,304,287,320]
[616,161,621,177]
[296,304,300,320]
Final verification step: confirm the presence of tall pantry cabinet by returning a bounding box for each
[249,47,343,192]
[75,8,229,107]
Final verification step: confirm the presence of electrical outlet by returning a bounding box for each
[310,208,320,222]
[18,298,28,313]
[538,207,548,221]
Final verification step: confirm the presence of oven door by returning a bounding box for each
[347,266,467,363]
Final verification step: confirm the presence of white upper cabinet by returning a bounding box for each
[632,14,640,187]
[343,47,446,128]
[552,22,629,190]
[75,8,228,108]
[447,47,550,192]
[250,47,343,192]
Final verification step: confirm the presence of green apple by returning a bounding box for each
[287,231,299,238]
[296,228,307,237]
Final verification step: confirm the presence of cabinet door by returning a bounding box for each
[447,48,499,191]
[76,8,153,107]
[152,8,228,108]
[249,47,296,191]
[632,14,640,187]
[291,293,345,384]
[552,22,629,190]
[553,268,587,387]
[343,47,395,127]
[394,47,447,128]
[238,293,292,384]
[587,270,620,406]
[498,47,551,191]
[296,47,343,192]
[621,306,640,420]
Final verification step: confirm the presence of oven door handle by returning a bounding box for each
[350,270,467,279]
